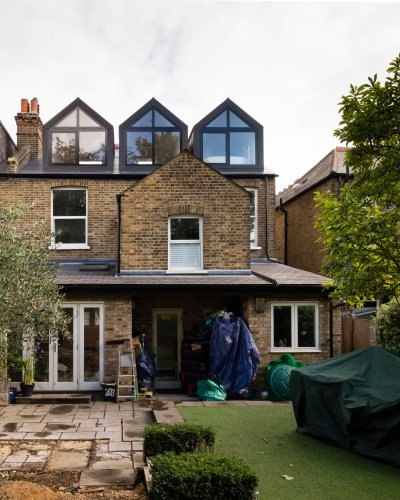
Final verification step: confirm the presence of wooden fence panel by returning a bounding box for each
[341,318,354,353]
[341,318,373,354]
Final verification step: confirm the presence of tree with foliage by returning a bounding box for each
[373,298,400,354]
[315,54,400,306]
[0,204,68,380]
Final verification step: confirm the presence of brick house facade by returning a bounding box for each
[0,97,341,394]
[276,147,351,274]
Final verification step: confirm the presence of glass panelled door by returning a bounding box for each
[79,306,103,390]
[53,306,78,390]
[35,304,103,391]
[153,310,182,389]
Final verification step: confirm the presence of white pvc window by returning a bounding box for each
[51,188,89,249]
[169,217,203,271]
[245,188,258,247]
[271,303,319,352]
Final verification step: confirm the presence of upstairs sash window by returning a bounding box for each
[169,217,202,271]
[51,188,88,249]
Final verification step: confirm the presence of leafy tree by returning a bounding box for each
[315,54,400,306]
[373,298,400,354]
[0,204,68,380]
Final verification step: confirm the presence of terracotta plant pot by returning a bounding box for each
[20,383,35,397]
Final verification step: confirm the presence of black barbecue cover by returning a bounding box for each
[290,346,400,465]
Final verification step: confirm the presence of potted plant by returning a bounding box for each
[20,354,35,397]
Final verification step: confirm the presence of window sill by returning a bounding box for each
[250,246,262,250]
[270,348,321,354]
[166,270,207,275]
[49,244,91,251]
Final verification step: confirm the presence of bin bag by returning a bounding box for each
[197,379,227,401]
[137,348,157,383]
[290,346,400,466]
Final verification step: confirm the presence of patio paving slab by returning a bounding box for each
[0,415,43,423]
[0,433,27,440]
[108,441,132,452]
[60,431,96,440]
[24,432,61,440]
[80,468,136,486]
[47,449,90,471]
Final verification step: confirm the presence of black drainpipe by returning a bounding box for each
[116,193,122,275]
[279,197,288,265]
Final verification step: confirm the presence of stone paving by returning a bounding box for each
[0,399,153,486]
[0,395,279,487]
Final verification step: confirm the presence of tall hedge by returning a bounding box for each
[373,298,400,354]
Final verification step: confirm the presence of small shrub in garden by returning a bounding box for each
[149,452,258,500]
[373,298,400,354]
[144,423,214,457]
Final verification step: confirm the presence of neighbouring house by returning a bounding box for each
[0,97,341,394]
[0,120,17,164]
[276,147,352,275]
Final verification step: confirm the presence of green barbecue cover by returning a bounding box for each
[290,346,400,466]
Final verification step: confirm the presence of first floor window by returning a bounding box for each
[169,217,202,271]
[271,303,318,351]
[245,188,258,247]
[52,188,88,248]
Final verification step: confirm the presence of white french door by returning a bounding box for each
[35,303,104,391]
[152,309,182,389]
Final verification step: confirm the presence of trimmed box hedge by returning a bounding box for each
[144,423,214,457]
[149,451,258,500]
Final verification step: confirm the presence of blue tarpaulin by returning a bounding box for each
[208,316,260,397]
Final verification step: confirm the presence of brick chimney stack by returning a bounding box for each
[15,97,43,159]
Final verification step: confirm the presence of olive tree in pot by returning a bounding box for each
[0,204,69,401]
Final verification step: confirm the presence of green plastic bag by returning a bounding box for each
[197,379,227,401]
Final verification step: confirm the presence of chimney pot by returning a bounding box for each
[21,99,29,113]
[31,97,39,114]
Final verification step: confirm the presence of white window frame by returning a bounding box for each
[51,187,90,250]
[168,216,203,272]
[271,302,320,353]
[245,188,259,249]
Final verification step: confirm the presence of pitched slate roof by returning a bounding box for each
[277,147,350,206]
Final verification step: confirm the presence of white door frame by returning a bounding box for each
[35,303,104,392]
[152,309,182,389]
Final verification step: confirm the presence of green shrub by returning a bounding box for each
[149,452,258,500]
[144,423,214,457]
[373,299,400,354]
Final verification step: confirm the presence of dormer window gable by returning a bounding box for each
[190,99,264,172]
[43,98,114,169]
[119,98,188,171]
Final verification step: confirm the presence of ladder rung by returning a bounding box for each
[118,374,136,378]
[118,385,136,389]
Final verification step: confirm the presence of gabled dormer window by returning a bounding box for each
[43,98,114,169]
[119,98,188,171]
[126,109,180,165]
[51,109,105,165]
[189,99,264,172]
[202,109,256,165]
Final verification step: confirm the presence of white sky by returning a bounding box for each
[0,0,399,192]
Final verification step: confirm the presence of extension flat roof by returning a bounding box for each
[55,259,331,289]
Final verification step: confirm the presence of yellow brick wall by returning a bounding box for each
[120,151,251,270]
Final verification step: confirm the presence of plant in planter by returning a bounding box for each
[20,353,35,397]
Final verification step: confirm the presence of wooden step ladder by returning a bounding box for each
[115,338,139,402]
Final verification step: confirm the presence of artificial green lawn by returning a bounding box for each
[178,405,400,500]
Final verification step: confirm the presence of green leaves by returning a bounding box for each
[0,203,69,378]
